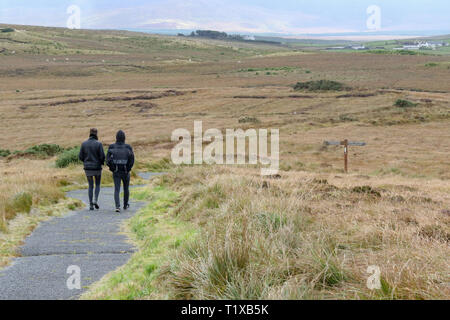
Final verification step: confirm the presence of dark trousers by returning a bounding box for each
[86,175,101,205]
[113,172,130,209]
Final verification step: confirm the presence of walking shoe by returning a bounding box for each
[89,204,94,211]
[115,208,121,213]
[123,204,130,210]
[93,202,100,210]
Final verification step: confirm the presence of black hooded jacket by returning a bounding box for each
[78,134,105,171]
[106,130,135,173]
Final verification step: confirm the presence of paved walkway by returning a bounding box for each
[0,173,161,300]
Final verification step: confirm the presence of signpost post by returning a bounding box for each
[324,139,366,173]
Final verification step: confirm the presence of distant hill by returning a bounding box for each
[1,24,449,58]
[0,24,289,59]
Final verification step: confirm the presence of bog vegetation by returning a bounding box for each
[83,167,449,299]
[0,24,449,299]
[294,80,349,91]
[55,147,81,168]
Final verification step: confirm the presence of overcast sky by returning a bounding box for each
[1,0,449,35]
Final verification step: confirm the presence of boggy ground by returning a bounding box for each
[0,25,449,299]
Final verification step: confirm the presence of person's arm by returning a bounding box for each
[127,146,135,173]
[106,146,112,168]
[99,143,106,165]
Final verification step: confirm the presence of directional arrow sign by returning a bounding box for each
[324,141,341,146]
[323,139,367,173]
[348,142,366,146]
[324,141,367,146]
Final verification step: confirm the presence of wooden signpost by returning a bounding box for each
[324,139,366,173]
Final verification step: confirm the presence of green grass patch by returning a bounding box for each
[394,99,418,108]
[81,185,197,300]
[145,157,172,171]
[424,62,439,67]
[55,147,81,168]
[0,149,11,157]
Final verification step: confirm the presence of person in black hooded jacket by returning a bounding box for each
[79,128,105,210]
[106,130,135,212]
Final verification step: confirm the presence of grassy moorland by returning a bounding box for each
[0,25,449,299]
[82,167,449,299]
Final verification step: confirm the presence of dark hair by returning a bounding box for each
[90,128,98,137]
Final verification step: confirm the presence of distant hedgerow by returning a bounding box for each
[24,144,63,157]
[11,144,63,159]
[366,49,421,56]
[294,80,349,91]
[1,28,15,33]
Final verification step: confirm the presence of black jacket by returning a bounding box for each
[78,135,105,171]
[106,131,135,173]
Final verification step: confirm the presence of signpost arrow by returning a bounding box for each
[324,139,367,173]
[324,141,366,146]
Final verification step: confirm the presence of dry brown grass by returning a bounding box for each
[154,166,449,299]
[0,159,84,230]
[1,86,447,178]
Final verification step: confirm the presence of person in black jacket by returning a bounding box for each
[78,128,105,210]
[106,130,134,212]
